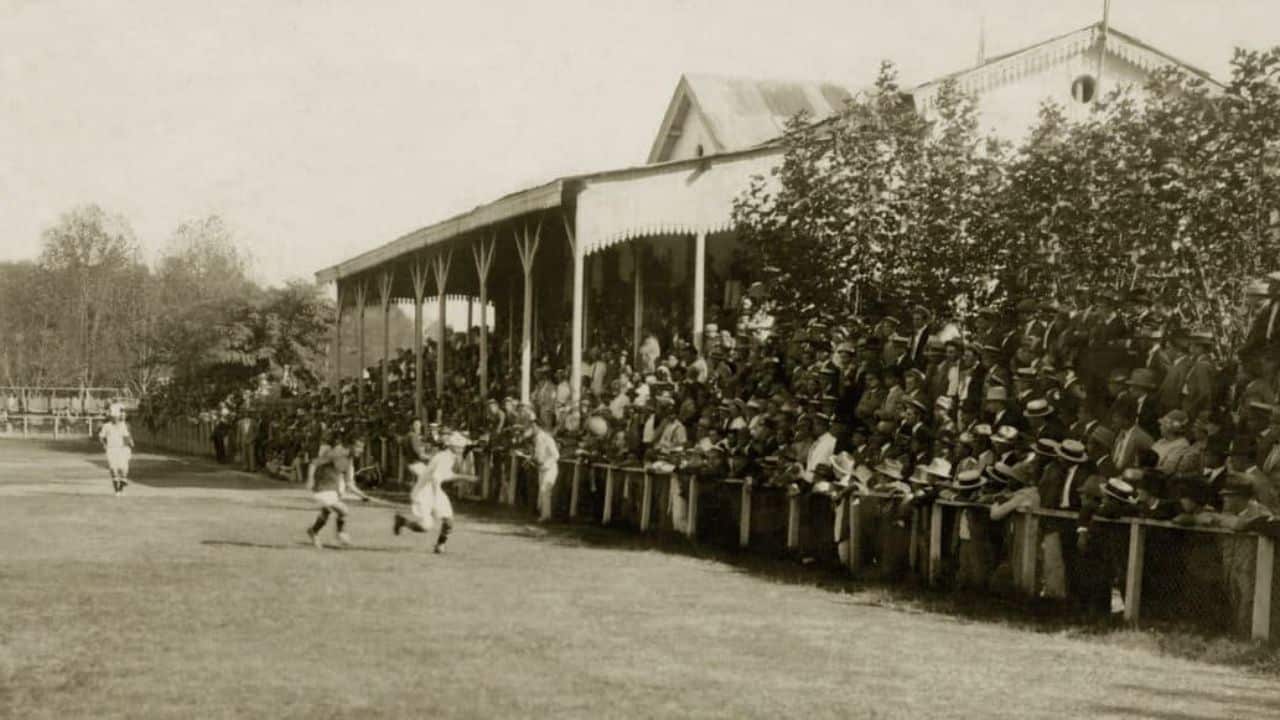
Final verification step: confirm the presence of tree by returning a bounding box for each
[37,205,142,386]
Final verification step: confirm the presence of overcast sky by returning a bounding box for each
[2,0,1276,286]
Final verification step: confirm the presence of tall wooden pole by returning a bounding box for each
[411,259,429,423]
[564,211,583,407]
[432,250,453,412]
[379,271,393,400]
[473,233,496,400]
[355,281,367,405]
[693,230,707,352]
[633,244,644,363]
[514,220,542,404]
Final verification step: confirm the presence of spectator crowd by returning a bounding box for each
[138,269,1280,633]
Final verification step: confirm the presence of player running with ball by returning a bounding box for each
[305,433,370,548]
[393,431,476,553]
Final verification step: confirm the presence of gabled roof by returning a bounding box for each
[913,22,1220,105]
[647,73,860,163]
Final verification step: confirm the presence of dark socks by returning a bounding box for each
[335,513,346,533]
[436,519,453,547]
[310,508,330,533]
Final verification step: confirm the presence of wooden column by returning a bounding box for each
[514,221,542,404]
[331,283,343,389]
[379,271,393,400]
[633,244,644,362]
[472,233,496,399]
[355,282,367,405]
[739,480,752,548]
[410,259,429,423]
[431,251,453,408]
[1253,535,1275,641]
[848,496,863,572]
[569,460,581,519]
[602,467,615,524]
[507,278,515,371]
[687,476,700,539]
[564,211,584,407]
[1019,512,1040,595]
[692,229,707,351]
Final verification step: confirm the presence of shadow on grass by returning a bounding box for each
[1110,684,1280,714]
[437,496,1280,675]
[201,539,416,553]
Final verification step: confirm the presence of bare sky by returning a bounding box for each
[2,0,1275,286]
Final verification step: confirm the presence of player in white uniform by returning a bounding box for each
[305,434,370,548]
[393,432,475,553]
[99,404,134,496]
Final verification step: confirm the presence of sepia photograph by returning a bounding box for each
[4,1,1280,717]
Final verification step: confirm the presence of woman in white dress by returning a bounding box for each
[99,404,134,496]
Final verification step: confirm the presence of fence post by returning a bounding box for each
[1020,512,1040,596]
[507,453,518,505]
[87,417,93,438]
[602,467,615,524]
[569,461,581,519]
[640,471,653,532]
[53,416,59,438]
[848,496,863,573]
[1124,521,1146,625]
[928,504,944,587]
[739,480,752,548]
[786,494,801,550]
[1253,535,1275,642]
[687,475,700,540]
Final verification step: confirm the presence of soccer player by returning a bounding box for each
[305,433,370,548]
[393,432,475,553]
[99,404,134,496]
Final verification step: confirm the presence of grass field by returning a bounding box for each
[2,438,1280,719]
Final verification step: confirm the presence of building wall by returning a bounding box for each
[921,52,1153,143]
[664,106,719,162]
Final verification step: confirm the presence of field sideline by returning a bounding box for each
[2,438,1279,719]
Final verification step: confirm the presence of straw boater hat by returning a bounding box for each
[1057,439,1089,464]
[1024,399,1053,418]
[1159,409,1190,431]
[992,425,1019,445]
[1033,437,1061,458]
[1103,471,1142,505]
[954,467,985,492]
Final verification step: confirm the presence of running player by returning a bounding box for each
[393,431,475,553]
[305,433,370,548]
[99,403,134,496]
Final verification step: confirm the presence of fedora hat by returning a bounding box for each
[1159,409,1190,429]
[984,386,1009,402]
[921,456,954,480]
[1126,368,1158,390]
[875,459,906,480]
[1088,424,1117,447]
[1057,439,1089,464]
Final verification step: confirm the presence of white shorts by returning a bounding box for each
[106,447,131,473]
[312,490,348,512]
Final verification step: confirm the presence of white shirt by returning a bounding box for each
[533,429,559,470]
[805,432,836,480]
[99,421,131,449]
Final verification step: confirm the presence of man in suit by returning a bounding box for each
[908,306,934,370]
[1155,332,1191,415]
[1180,331,1218,421]
[1124,368,1161,438]
[1111,401,1154,472]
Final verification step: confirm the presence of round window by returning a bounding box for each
[1072,75,1097,104]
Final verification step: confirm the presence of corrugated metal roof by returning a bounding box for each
[648,74,859,162]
